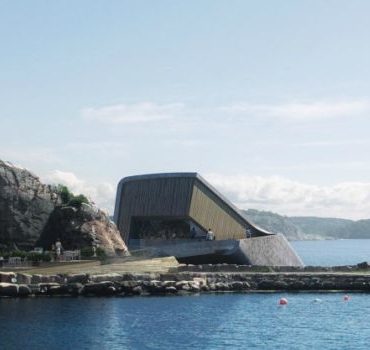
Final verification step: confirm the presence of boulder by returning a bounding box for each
[165,286,178,294]
[31,274,44,284]
[0,272,16,283]
[81,281,117,296]
[132,285,144,295]
[65,274,90,284]
[18,284,32,297]
[16,273,32,284]
[0,283,18,296]
[66,283,84,296]
[90,273,123,283]
[175,281,190,291]
[37,283,61,295]
[37,205,128,257]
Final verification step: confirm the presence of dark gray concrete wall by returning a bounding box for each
[238,234,303,266]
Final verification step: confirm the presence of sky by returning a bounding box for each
[1,0,370,219]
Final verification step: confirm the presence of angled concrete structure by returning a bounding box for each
[114,173,303,266]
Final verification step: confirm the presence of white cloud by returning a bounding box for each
[222,100,370,121]
[43,170,116,214]
[204,173,370,220]
[41,170,370,220]
[81,102,184,124]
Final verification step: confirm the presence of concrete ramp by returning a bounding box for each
[237,235,303,266]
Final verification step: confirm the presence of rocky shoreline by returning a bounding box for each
[2,262,370,298]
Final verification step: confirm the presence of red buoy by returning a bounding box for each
[279,297,288,305]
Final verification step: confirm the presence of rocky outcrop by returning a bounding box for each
[0,160,60,250]
[0,160,128,255]
[37,203,128,256]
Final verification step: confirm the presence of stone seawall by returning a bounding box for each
[2,263,370,297]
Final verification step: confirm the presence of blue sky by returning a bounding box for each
[1,0,370,219]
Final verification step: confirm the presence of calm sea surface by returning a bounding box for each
[1,239,370,350]
[292,239,370,266]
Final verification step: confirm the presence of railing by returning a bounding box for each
[0,250,82,269]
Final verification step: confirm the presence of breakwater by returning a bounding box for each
[1,262,370,297]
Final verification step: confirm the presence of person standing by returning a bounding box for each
[55,239,63,261]
[206,228,215,241]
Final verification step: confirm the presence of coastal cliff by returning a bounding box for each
[0,160,128,255]
[37,204,128,256]
[0,160,60,250]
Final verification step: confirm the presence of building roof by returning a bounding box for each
[114,172,271,235]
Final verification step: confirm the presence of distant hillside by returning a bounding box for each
[289,217,351,239]
[242,209,307,240]
[242,209,370,240]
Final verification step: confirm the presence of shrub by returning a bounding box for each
[27,252,52,262]
[96,247,107,259]
[1,250,51,262]
[80,246,107,260]
[57,184,89,209]
[68,194,89,209]
[80,246,94,258]
[58,185,73,205]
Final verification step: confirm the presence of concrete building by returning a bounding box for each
[114,173,303,266]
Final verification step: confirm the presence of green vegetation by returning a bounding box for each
[57,185,89,209]
[80,246,107,260]
[0,250,51,262]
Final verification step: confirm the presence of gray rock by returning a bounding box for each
[0,283,18,296]
[165,286,178,294]
[175,281,190,291]
[215,282,229,291]
[16,273,32,284]
[31,274,44,284]
[65,274,90,284]
[132,285,143,295]
[0,272,16,283]
[0,159,128,255]
[81,281,117,296]
[230,281,250,290]
[162,280,176,288]
[66,283,84,295]
[37,205,128,257]
[90,273,123,283]
[37,283,61,295]
[18,284,32,297]
[120,280,139,291]
[0,161,60,249]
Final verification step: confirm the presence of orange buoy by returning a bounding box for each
[343,295,350,301]
[279,297,288,305]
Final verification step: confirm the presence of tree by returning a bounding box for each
[57,185,73,205]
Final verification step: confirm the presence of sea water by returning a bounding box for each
[292,239,370,266]
[1,239,370,350]
[1,293,369,350]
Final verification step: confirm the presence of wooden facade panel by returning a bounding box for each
[117,177,194,241]
[115,173,268,243]
[189,181,245,240]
